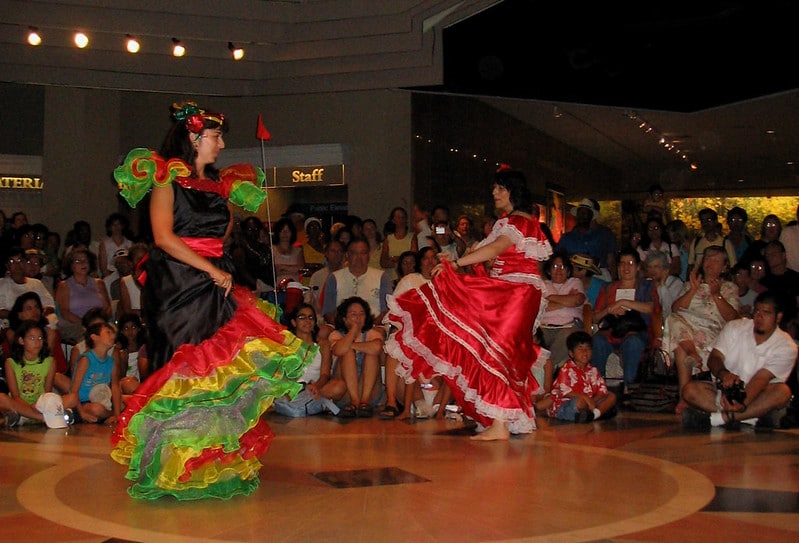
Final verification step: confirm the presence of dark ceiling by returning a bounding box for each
[424,0,798,112]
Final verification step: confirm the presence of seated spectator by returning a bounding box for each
[362,218,384,269]
[746,256,768,294]
[272,217,305,284]
[760,240,799,338]
[779,203,799,272]
[570,253,606,309]
[430,220,463,263]
[740,214,782,267]
[63,220,101,272]
[301,217,327,280]
[55,247,112,344]
[645,251,683,319]
[0,247,57,330]
[112,313,148,399]
[731,262,757,317]
[663,245,740,413]
[545,330,617,423]
[271,304,346,417]
[411,204,433,249]
[394,250,418,288]
[638,217,680,277]
[119,242,149,320]
[5,291,69,390]
[97,212,133,279]
[688,208,736,273]
[23,248,53,295]
[531,328,554,412]
[306,240,346,327]
[381,247,445,420]
[380,206,418,282]
[591,248,659,387]
[724,206,754,264]
[66,308,108,380]
[664,219,691,281]
[329,296,384,418]
[1,320,62,428]
[540,251,586,368]
[454,215,477,248]
[681,292,797,431]
[62,321,119,425]
[642,183,668,223]
[104,249,133,314]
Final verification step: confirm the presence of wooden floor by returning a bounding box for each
[1,407,798,543]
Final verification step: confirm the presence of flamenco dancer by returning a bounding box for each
[111,102,312,500]
[385,168,552,440]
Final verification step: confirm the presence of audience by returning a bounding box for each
[540,251,586,368]
[663,245,740,413]
[55,247,112,344]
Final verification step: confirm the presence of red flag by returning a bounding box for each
[256,114,271,141]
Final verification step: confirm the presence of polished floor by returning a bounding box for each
[2,406,798,543]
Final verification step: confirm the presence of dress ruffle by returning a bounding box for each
[386,264,543,434]
[110,287,313,500]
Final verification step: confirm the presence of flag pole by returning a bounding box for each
[257,115,279,293]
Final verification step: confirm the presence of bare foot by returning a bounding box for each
[397,410,412,420]
[470,420,510,441]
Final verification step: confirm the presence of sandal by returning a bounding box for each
[339,404,357,418]
[379,405,400,420]
[356,403,373,418]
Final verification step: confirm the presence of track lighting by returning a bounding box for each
[171,38,185,57]
[228,41,244,60]
[74,31,89,49]
[126,35,140,54]
[27,27,41,46]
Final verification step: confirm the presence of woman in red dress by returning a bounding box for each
[385,169,552,440]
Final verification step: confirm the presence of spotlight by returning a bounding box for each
[74,31,89,49]
[126,35,140,54]
[27,27,41,46]
[228,41,244,60]
[171,38,185,57]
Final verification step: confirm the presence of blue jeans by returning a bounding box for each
[591,331,647,385]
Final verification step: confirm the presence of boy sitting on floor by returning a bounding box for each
[546,330,617,423]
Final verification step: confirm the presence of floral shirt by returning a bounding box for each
[546,359,608,416]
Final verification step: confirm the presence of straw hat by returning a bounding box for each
[570,253,601,275]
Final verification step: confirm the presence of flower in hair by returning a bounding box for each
[172,101,224,134]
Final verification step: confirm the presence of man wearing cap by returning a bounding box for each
[688,208,736,273]
[558,199,615,282]
[570,253,607,308]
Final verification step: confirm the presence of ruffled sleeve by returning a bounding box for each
[114,148,267,213]
[477,215,553,261]
[114,148,191,208]
[220,164,267,213]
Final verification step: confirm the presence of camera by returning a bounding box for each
[717,380,747,405]
[435,226,446,235]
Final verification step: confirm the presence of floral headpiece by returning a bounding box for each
[171,101,225,134]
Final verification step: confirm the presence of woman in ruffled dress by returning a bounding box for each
[110,101,312,500]
[385,168,552,441]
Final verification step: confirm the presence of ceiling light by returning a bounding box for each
[74,31,89,49]
[126,35,140,54]
[171,38,185,57]
[27,27,41,46]
[228,41,244,60]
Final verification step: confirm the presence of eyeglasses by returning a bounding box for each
[647,225,660,230]
[295,314,315,321]
[619,259,637,266]
[551,264,566,270]
[701,217,716,223]
[765,222,778,227]
[73,258,88,264]
[7,257,24,264]
[750,264,765,270]
[728,217,744,223]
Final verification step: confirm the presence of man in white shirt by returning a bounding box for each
[0,247,57,328]
[681,291,797,431]
[322,239,392,325]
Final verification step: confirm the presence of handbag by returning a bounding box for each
[597,311,647,338]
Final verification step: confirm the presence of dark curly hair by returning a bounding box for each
[494,169,533,214]
[334,297,374,333]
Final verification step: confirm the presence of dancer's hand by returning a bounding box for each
[211,268,233,296]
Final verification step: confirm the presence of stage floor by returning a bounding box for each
[2,408,798,542]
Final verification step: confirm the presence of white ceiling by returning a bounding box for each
[1,0,798,195]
